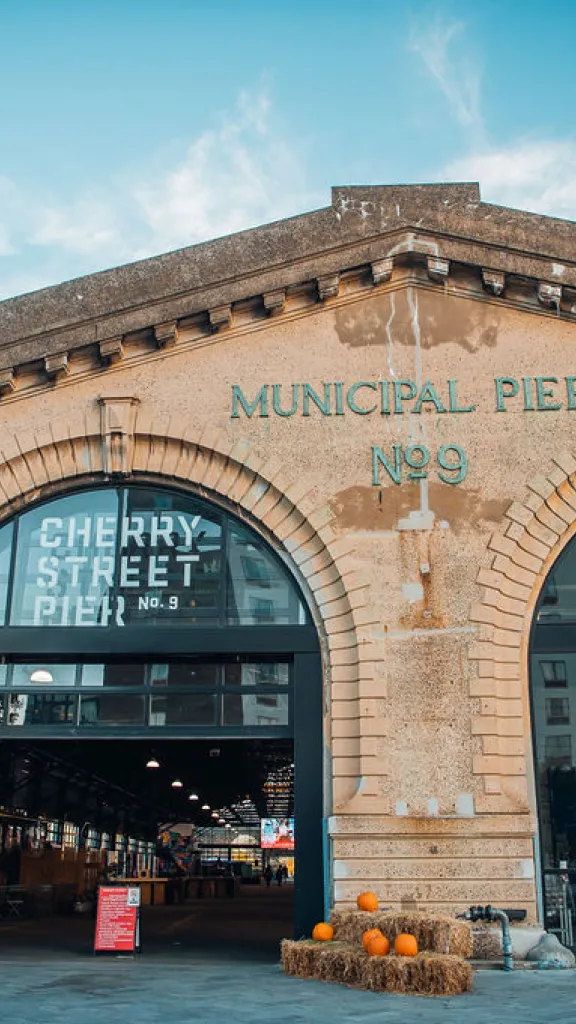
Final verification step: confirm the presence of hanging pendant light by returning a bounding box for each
[171,779,184,789]
[201,804,210,811]
[146,756,160,769]
[30,669,54,684]
[188,793,199,802]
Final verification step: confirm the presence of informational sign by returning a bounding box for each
[261,818,295,850]
[94,886,141,953]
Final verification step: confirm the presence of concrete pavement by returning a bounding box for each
[3,959,576,1024]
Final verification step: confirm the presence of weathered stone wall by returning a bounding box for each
[2,183,576,920]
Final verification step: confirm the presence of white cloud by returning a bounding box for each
[410,15,576,222]
[0,87,320,300]
[444,139,576,220]
[131,91,314,253]
[0,224,14,256]
[30,196,121,255]
[410,16,483,138]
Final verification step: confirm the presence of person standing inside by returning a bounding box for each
[263,864,273,887]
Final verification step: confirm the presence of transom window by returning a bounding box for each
[0,659,291,732]
[0,486,309,628]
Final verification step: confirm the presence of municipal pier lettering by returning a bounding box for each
[372,444,467,486]
[230,375,576,486]
[231,380,474,418]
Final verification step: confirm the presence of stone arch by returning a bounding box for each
[0,398,381,811]
[469,451,576,816]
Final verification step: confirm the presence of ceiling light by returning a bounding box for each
[202,804,210,811]
[211,811,219,818]
[218,818,225,824]
[146,757,160,769]
[29,669,54,684]
[188,793,199,801]
[171,779,183,789]
[225,823,231,829]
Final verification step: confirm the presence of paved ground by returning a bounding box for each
[2,889,576,1022]
[3,959,576,1024]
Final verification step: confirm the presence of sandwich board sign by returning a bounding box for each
[94,886,141,953]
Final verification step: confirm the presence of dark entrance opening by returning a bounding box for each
[0,484,324,955]
[0,737,300,960]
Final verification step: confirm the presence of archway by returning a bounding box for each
[0,482,324,947]
[530,534,576,941]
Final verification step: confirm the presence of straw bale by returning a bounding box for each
[281,940,473,996]
[314,944,367,987]
[281,939,319,977]
[331,909,472,957]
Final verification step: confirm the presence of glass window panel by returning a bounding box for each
[4,485,310,630]
[118,488,224,627]
[222,692,289,727]
[226,522,307,625]
[150,693,217,726]
[531,652,576,881]
[546,697,570,725]
[0,521,14,625]
[10,490,119,627]
[537,542,576,622]
[0,665,7,686]
[540,660,567,687]
[80,664,145,687]
[150,663,218,687]
[7,693,78,726]
[224,663,289,687]
[11,663,77,687]
[79,694,146,726]
[544,734,572,765]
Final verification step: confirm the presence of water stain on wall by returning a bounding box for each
[334,289,498,352]
[329,484,508,531]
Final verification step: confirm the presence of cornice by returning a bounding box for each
[0,245,575,406]
[0,182,575,400]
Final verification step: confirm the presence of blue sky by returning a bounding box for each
[2,0,576,300]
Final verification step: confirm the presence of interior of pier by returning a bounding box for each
[0,738,295,959]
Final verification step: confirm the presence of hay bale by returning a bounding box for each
[314,944,367,987]
[281,940,473,996]
[331,909,472,957]
[330,909,383,945]
[281,939,319,977]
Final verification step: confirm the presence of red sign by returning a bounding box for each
[94,886,140,953]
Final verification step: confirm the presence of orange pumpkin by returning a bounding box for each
[394,933,418,957]
[362,927,384,951]
[312,922,334,942]
[365,933,390,957]
[356,891,379,912]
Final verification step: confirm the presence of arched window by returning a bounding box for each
[0,486,309,629]
[531,537,576,935]
[0,486,318,737]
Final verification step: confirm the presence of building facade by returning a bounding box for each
[2,181,576,925]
